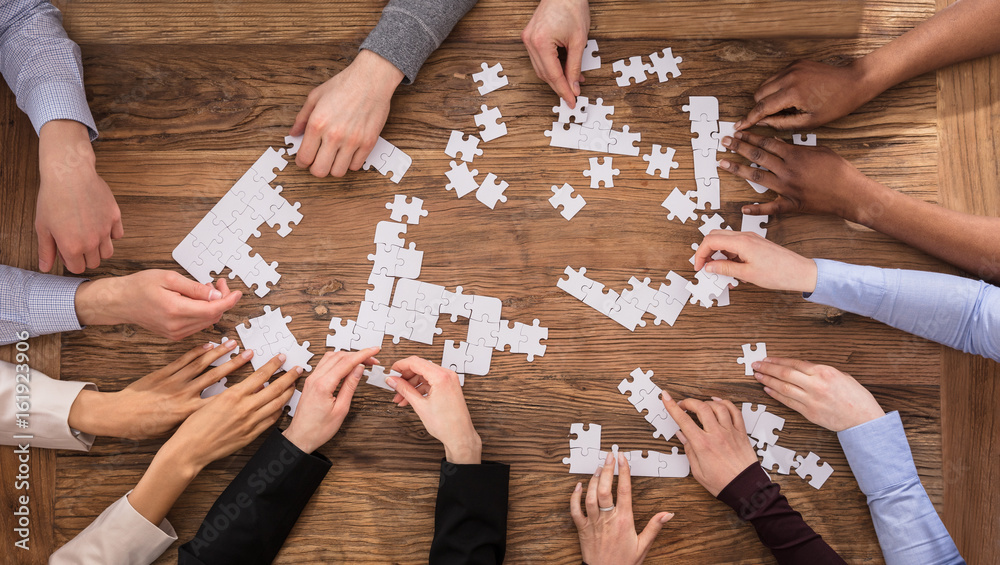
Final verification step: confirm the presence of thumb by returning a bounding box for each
[564,38,585,97]
[166,272,223,301]
[704,259,750,282]
[386,375,425,409]
[637,512,673,552]
[742,198,789,217]
[37,229,57,272]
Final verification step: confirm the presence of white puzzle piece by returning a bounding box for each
[741,209,769,238]
[647,48,682,82]
[445,131,483,162]
[737,342,767,375]
[613,56,651,86]
[581,39,601,71]
[445,161,480,197]
[549,183,586,220]
[472,62,508,95]
[364,365,402,391]
[386,195,428,225]
[476,173,509,209]
[661,187,698,223]
[583,156,619,188]
[642,144,679,178]
[474,105,507,142]
[794,452,834,489]
[608,125,642,156]
[544,121,584,149]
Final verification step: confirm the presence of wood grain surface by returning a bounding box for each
[2,0,995,563]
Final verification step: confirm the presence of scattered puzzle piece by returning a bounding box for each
[472,62,508,95]
[758,443,799,475]
[386,195,428,225]
[445,161,480,197]
[661,187,698,223]
[475,104,507,142]
[613,56,651,86]
[583,157,620,188]
[642,145,679,178]
[794,452,834,489]
[476,173,509,209]
[738,342,767,375]
[647,48,682,82]
[549,183,586,220]
[445,130,483,162]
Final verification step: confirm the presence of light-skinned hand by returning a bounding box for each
[36,119,124,273]
[692,230,818,293]
[159,352,300,472]
[735,59,878,131]
[290,49,404,178]
[74,270,242,340]
[751,357,885,432]
[662,393,759,497]
[128,352,298,525]
[282,348,380,454]
[385,356,482,464]
[570,452,673,565]
[521,0,590,106]
[68,340,253,439]
[719,130,889,223]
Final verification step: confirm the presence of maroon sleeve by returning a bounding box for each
[717,462,846,564]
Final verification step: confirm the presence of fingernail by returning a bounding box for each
[573,81,580,95]
[593,466,603,477]
[226,339,237,349]
[278,353,287,362]
[735,131,745,139]
[575,482,582,492]
[763,386,773,394]
[662,390,672,401]
[662,512,675,522]
[722,136,731,147]
[734,120,743,129]
[752,361,761,369]
[705,263,716,273]
[742,206,751,214]
[295,367,304,375]
[711,396,723,401]
[203,342,214,349]
[385,376,397,390]
[718,159,731,170]
[240,350,252,359]
[208,289,222,301]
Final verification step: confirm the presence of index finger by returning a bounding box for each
[737,88,800,131]
[677,398,720,433]
[533,44,576,104]
[693,231,744,271]
[232,353,286,394]
[390,356,455,385]
[661,390,705,440]
[615,453,633,517]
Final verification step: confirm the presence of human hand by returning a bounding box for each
[718,130,888,222]
[571,452,673,565]
[751,357,885,432]
[36,120,124,273]
[68,340,254,439]
[662,393,758,497]
[692,230,817,293]
[160,352,300,472]
[74,270,241,340]
[290,49,404,178]
[736,59,878,131]
[282,347,379,454]
[521,0,590,105]
[385,356,482,464]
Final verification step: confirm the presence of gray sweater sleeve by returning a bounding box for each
[360,0,479,84]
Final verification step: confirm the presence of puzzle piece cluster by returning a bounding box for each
[544,96,642,155]
[742,402,834,489]
[327,198,547,379]
[682,96,723,214]
[362,136,412,183]
[618,368,681,442]
[562,423,690,477]
[611,48,682,86]
[236,306,315,375]
[172,144,301,296]
[557,267,692,330]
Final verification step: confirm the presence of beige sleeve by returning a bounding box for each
[0,360,96,451]
[49,491,177,565]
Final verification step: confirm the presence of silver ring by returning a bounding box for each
[599,505,615,512]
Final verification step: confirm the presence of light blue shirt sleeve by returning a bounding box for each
[805,259,1000,362]
[0,0,98,139]
[0,264,85,345]
[838,412,964,565]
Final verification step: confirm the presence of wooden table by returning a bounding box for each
[2,1,997,563]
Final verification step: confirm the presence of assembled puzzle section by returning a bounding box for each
[611,48,682,86]
[235,306,315,374]
[544,96,642,155]
[618,368,681,442]
[172,143,301,297]
[561,423,690,477]
[557,267,692,330]
[741,398,834,489]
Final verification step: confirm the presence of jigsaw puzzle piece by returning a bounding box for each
[698,212,731,236]
[661,187,698,223]
[741,210,769,238]
[613,56,651,86]
[284,134,302,155]
[549,183,586,220]
[794,452,834,489]
[469,295,502,323]
[657,447,691,477]
[642,144,679,178]
[200,376,228,399]
[741,403,767,433]
[386,195,428,225]
[369,245,402,277]
[442,340,472,373]
[608,125,641,156]
[266,200,303,237]
[578,124,613,152]
[750,411,785,448]
[581,39,601,71]
[581,283,619,315]
[648,48,682,82]
[364,365,402,391]
[351,324,385,350]
[441,285,473,321]
[250,147,288,184]
[758,443,798,475]
[583,156,620,188]
[464,342,493,376]
[544,121,584,149]
[445,161,480,197]
[406,311,442,345]
[552,96,588,123]
[517,319,548,361]
[472,62,508,95]
[618,367,657,400]
[474,104,507,142]
[363,136,395,172]
[476,173,509,209]
[445,131,483,162]
[394,243,423,281]
[738,342,767,375]
[494,320,528,353]
[609,295,647,331]
[386,306,416,344]
[557,266,596,300]
[358,300,392,331]
[327,318,358,351]
[627,450,667,477]
[468,318,500,347]
[682,96,719,123]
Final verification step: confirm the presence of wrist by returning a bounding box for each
[74,277,127,326]
[355,49,405,91]
[444,432,483,465]
[158,435,209,478]
[850,56,893,110]
[282,426,318,455]
[67,389,115,436]
[38,120,96,174]
[847,178,896,227]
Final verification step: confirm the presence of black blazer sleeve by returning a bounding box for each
[178,427,331,565]
[429,459,510,565]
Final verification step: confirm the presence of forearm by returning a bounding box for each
[430,460,509,565]
[838,413,964,565]
[855,0,1000,96]
[805,259,1000,362]
[852,186,1000,284]
[0,0,98,138]
[718,464,845,564]
[360,0,479,83]
[179,428,331,564]
[0,264,85,343]
[128,443,202,526]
